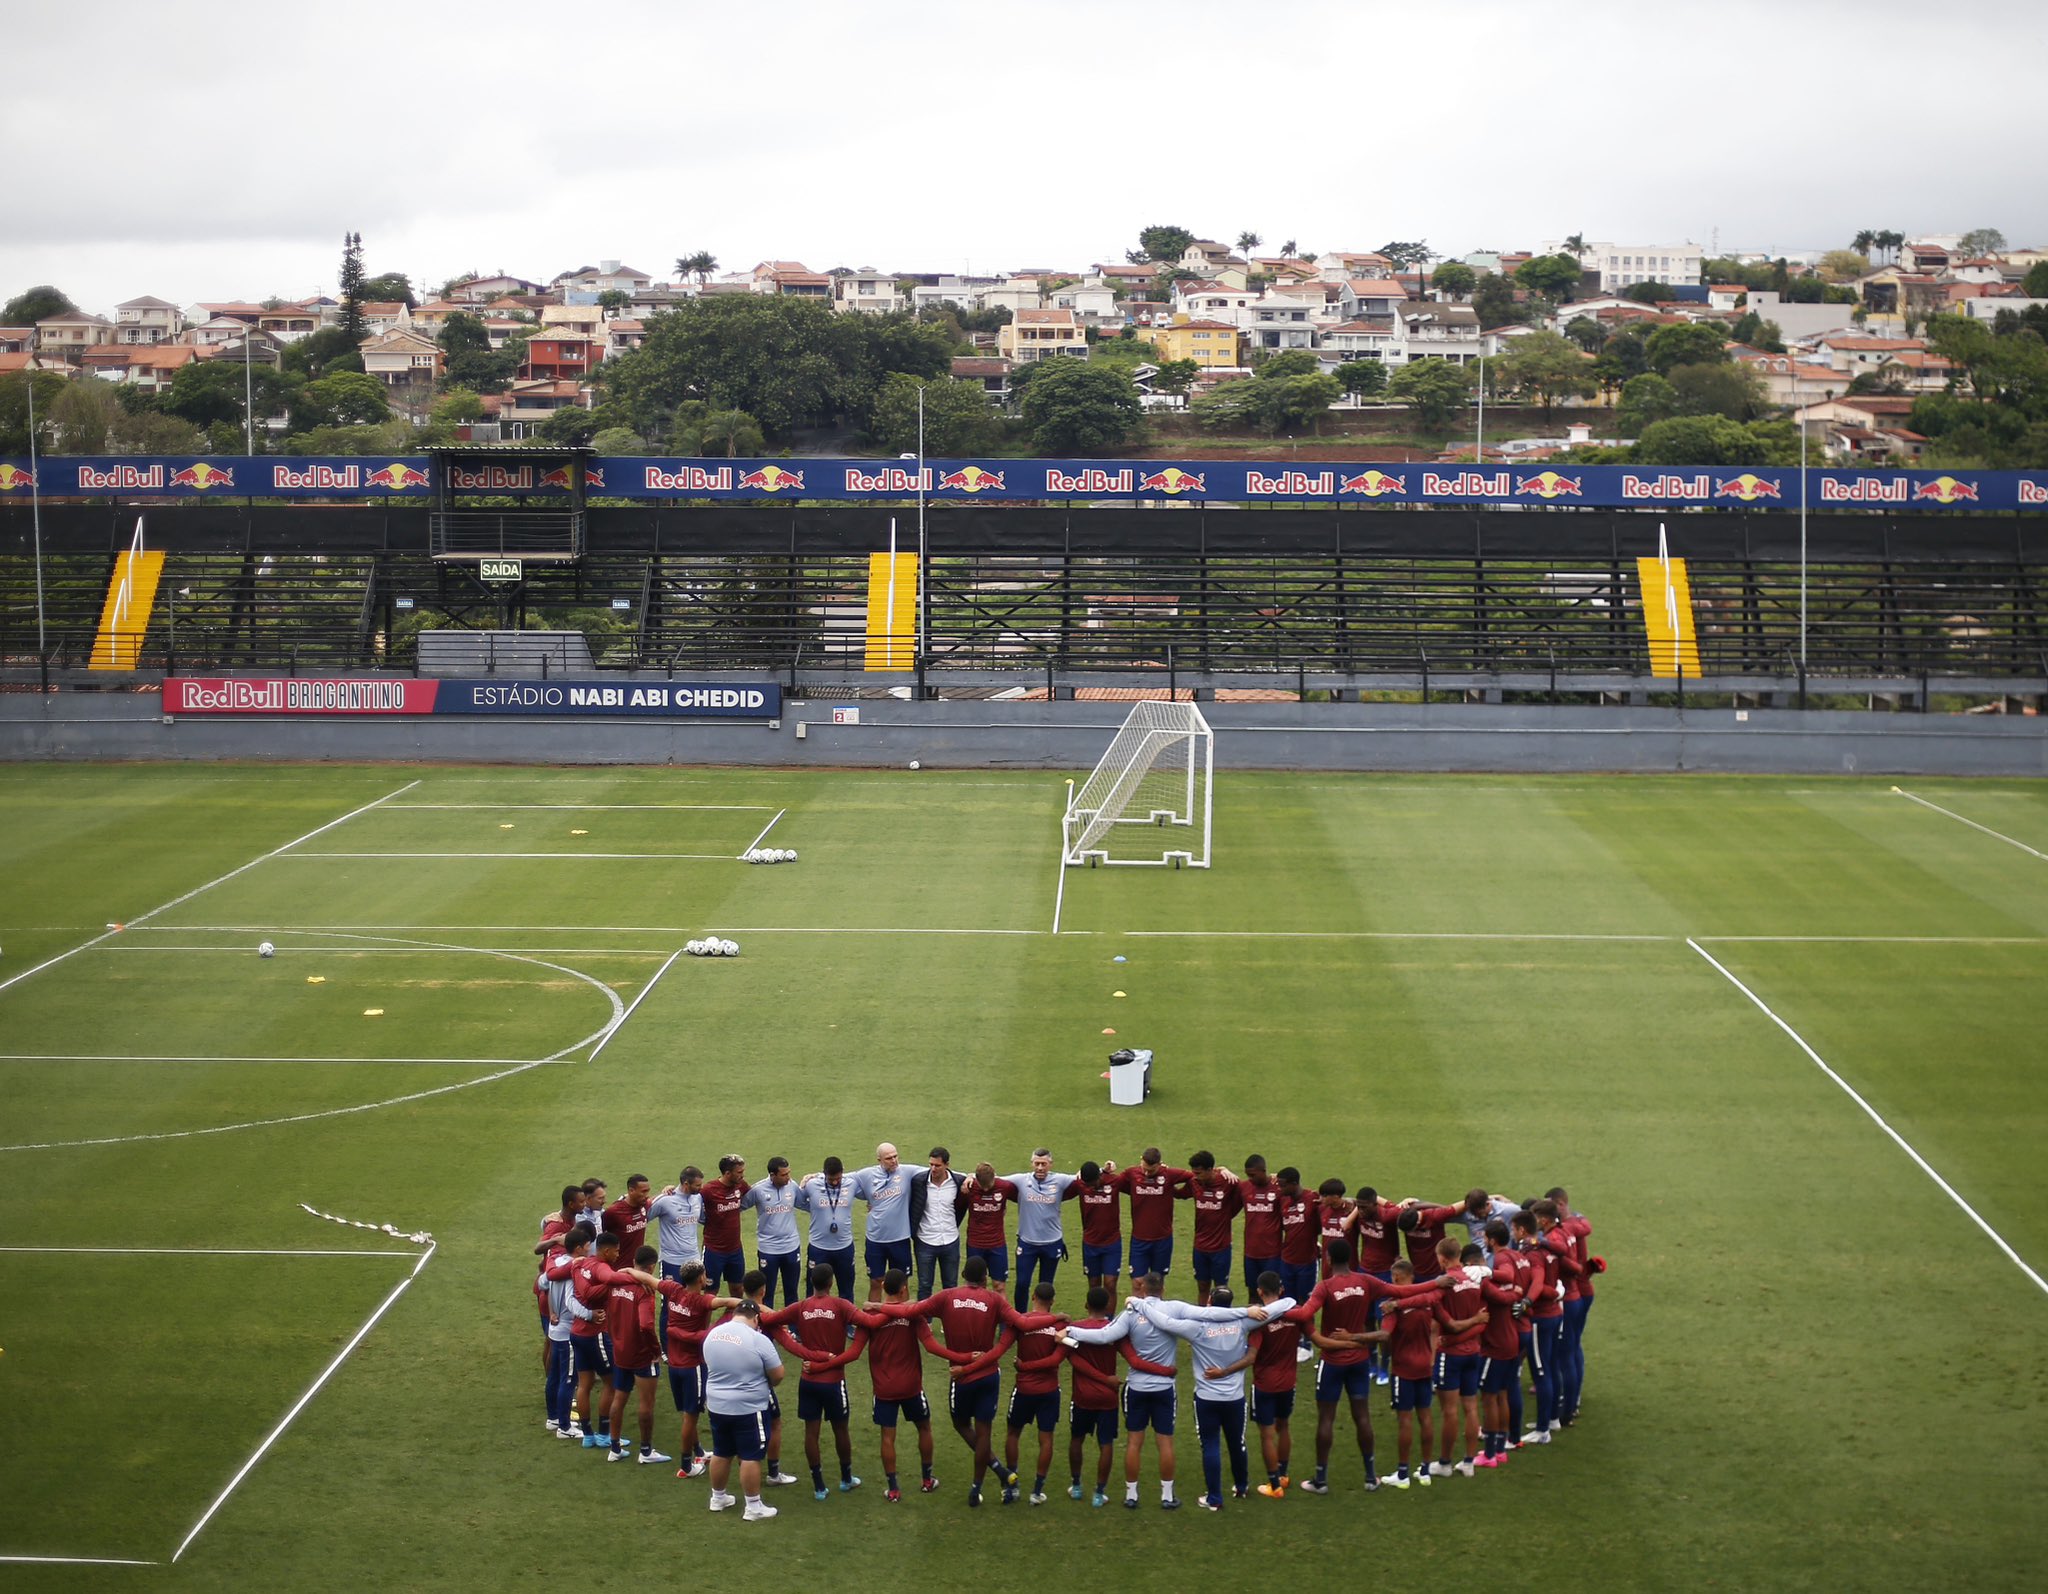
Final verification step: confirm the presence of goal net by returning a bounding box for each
[1062,700,1213,868]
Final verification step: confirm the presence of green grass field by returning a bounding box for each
[1,762,2044,1590]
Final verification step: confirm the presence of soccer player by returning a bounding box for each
[847,1269,940,1500]
[1381,1257,1477,1489]
[1052,1284,1174,1506]
[569,1230,659,1451]
[655,1261,740,1476]
[1276,1168,1320,1358]
[963,1279,1064,1505]
[744,1157,801,1308]
[649,1165,704,1340]
[1523,1204,1577,1439]
[1488,1217,1535,1451]
[850,1143,915,1302]
[1425,1237,1483,1478]
[1123,1149,1190,1298]
[794,1158,856,1300]
[1075,1160,1130,1311]
[1238,1156,1285,1297]
[1248,1270,1305,1496]
[1474,1230,1527,1466]
[962,1163,1017,1291]
[765,1264,865,1500]
[702,1300,785,1521]
[702,1155,752,1293]
[1453,1188,1521,1259]
[1397,1197,1466,1282]
[1544,1188,1595,1423]
[909,1147,967,1298]
[602,1245,673,1465]
[867,1255,1028,1507]
[1314,1179,1357,1277]
[1349,1185,1407,1385]
[1282,1237,1451,1495]
[601,1174,654,1266]
[1063,1274,1189,1509]
[539,1220,584,1439]
[1003,1148,1080,1311]
[1128,1284,1287,1511]
[1179,1151,1243,1307]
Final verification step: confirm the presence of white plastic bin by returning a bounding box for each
[1108,1048,1153,1107]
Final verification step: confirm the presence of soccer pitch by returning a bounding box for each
[0,762,2044,1589]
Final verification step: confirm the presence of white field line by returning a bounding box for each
[0,779,420,1001]
[1687,938,2047,1297]
[0,933,623,1154]
[588,948,685,1063]
[738,808,787,857]
[1892,786,2048,861]
[99,945,673,958]
[285,851,739,861]
[1052,778,1073,936]
[0,1054,536,1067]
[0,1555,157,1566]
[171,1232,436,1563]
[1123,929,1672,942]
[1694,936,2048,946]
[384,803,770,811]
[0,1246,419,1257]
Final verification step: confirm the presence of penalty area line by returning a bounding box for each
[738,809,788,858]
[588,947,686,1063]
[1686,938,2047,1298]
[1891,786,2048,862]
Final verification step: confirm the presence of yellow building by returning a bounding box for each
[1145,315,1242,369]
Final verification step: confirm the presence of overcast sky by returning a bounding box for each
[5,0,2040,317]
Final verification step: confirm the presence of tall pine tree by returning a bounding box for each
[338,232,366,345]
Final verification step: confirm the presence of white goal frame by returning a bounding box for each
[1061,700,1213,868]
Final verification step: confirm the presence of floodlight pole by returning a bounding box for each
[27,371,46,652]
[1799,412,1808,673]
[244,326,254,455]
[1475,352,1485,464]
[916,383,928,688]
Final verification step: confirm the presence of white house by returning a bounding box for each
[1174,282,1256,327]
[981,276,1052,315]
[1547,241,1703,293]
[115,295,182,344]
[554,260,656,303]
[1399,304,1482,363]
[911,277,999,313]
[833,271,905,315]
[1046,277,1119,323]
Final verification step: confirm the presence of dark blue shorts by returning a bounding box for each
[1316,1360,1375,1404]
[1007,1387,1062,1432]
[872,1392,931,1428]
[796,1378,852,1424]
[708,1407,769,1461]
[1391,1376,1433,1412]
[808,1245,855,1297]
[1128,1236,1173,1278]
[1481,1355,1519,1394]
[1243,1254,1280,1293]
[1281,1261,1318,1303]
[1083,1242,1122,1278]
[612,1361,656,1390]
[948,1372,1000,1424]
[1122,1385,1177,1435]
[1251,1387,1295,1426]
[570,1335,610,1377]
[704,1248,747,1289]
[966,1244,1008,1283]
[865,1237,912,1279]
[1192,1246,1233,1288]
[1434,1352,1482,1397]
[1016,1239,1065,1277]
[1071,1404,1117,1443]
[668,1364,706,1413]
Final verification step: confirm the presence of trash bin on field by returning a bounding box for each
[1108,1047,1152,1106]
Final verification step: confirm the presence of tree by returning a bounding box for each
[1669,361,1769,420]
[1564,317,1607,353]
[1431,261,1476,299]
[0,369,67,452]
[291,370,391,431]
[1153,359,1199,395]
[1818,250,1870,283]
[1019,358,1141,454]
[852,312,955,391]
[1385,360,1473,430]
[1515,253,1583,301]
[359,272,414,306]
[1957,227,2007,259]
[1136,225,1196,264]
[1471,272,1522,328]
[597,289,631,313]
[1620,281,1677,305]
[1279,239,1298,258]
[338,233,366,345]
[1338,360,1388,401]
[1630,415,1768,467]
[1495,330,1597,421]
[869,374,997,456]
[430,389,485,424]
[589,425,648,454]
[111,408,205,455]
[1563,233,1589,263]
[1851,229,1876,257]
[162,358,297,432]
[1261,371,1342,435]
[282,420,414,456]
[1594,325,1654,391]
[1377,241,1434,272]
[1644,322,1728,375]
[1617,373,1682,435]
[1258,349,1321,379]
[1236,231,1262,259]
[437,311,517,393]
[284,325,364,380]
[3,284,76,326]
[676,251,718,286]
[1873,229,1904,264]
[47,376,124,452]
[667,402,766,457]
[1728,311,1785,353]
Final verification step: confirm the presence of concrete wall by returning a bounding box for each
[3,694,2044,776]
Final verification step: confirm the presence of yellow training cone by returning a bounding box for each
[306,975,325,984]
[1113,990,1126,998]
[363,1008,384,1017]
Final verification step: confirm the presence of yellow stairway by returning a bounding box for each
[90,547,166,670]
[863,551,918,670]
[1635,554,1700,679]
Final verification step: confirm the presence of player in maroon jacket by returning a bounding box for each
[865,1256,1030,1506]
[1314,1180,1357,1279]
[1046,1283,1177,1506]
[568,1231,659,1449]
[1486,1218,1534,1457]
[962,1163,1017,1289]
[1178,1151,1244,1306]
[767,1264,867,1499]
[1543,1189,1595,1425]
[846,1269,941,1500]
[1282,1237,1453,1494]
[1238,1156,1284,1297]
[1075,1160,1131,1310]
[1248,1270,1306,1497]
[1396,1199,1466,1282]
[655,1261,741,1476]
[601,1175,653,1268]
[601,1246,672,1465]
[954,1280,1065,1505]
[1349,1185,1406,1385]
[1122,1148,1190,1297]
[1379,1259,1448,1488]
[1276,1169,1320,1357]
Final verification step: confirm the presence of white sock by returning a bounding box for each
[1160,1480,1175,1501]
[745,1494,762,1508]
[1125,1482,1139,1501]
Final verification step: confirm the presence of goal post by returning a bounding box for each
[1062,700,1213,868]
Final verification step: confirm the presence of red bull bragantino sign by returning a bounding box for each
[3,456,2044,510]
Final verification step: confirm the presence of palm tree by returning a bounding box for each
[1564,232,1588,263]
[1852,229,1875,257]
[1236,231,1262,260]
[676,250,717,286]
[1279,238,1297,258]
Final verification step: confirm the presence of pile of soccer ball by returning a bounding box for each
[744,848,799,865]
[686,938,740,958]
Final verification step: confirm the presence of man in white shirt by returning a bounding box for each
[703,1301,787,1521]
[909,1146,969,1298]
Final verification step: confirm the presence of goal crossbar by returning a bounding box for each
[1062,700,1213,868]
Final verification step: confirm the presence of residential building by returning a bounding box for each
[997,307,1088,363]
[911,276,999,313]
[1812,333,1928,373]
[359,301,411,336]
[500,378,589,438]
[186,315,258,350]
[34,310,114,364]
[191,301,268,327]
[256,303,325,342]
[554,261,656,303]
[359,327,445,388]
[1317,251,1395,283]
[447,273,545,303]
[1348,278,1406,316]
[539,303,606,338]
[115,296,182,344]
[951,355,1012,405]
[1738,290,1857,342]
[211,330,286,370]
[982,276,1051,315]
[1730,346,1849,407]
[1548,241,1704,293]
[833,271,905,315]
[1319,319,1403,365]
[606,319,647,357]
[750,261,831,298]
[1399,303,1482,364]
[1094,263,1159,291]
[1247,290,1322,351]
[0,327,33,354]
[518,334,602,382]
[630,284,689,316]
[1181,241,1240,270]
[1962,294,2048,323]
[1174,282,1256,326]
[1047,277,1119,323]
[1252,257,1319,282]
[1144,316,1242,369]
[79,342,201,394]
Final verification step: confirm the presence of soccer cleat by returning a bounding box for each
[1362,1475,1382,1493]
[761,1468,797,1485]
[1457,1458,1478,1476]
[840,1475,862,1493]
[1001,1485,1019,1506]
[1373,1369,1391,1387]
[606,1447,631,1462]
[1523,1430,1552,1446]
[1381,1472,1410,1490]
[968,1485,983,1509]
[1233,1486,1248,1499]
[1069,1482,1085,1501]
[708,1491,736,1511]
[1548,1418,1564,1433]
[1429,1461,1454,1479]
[581,1434,608,1449]
[1198,1495,1223,1512]
[1297,1478,1330,1494]
[813,1487,829,1501]
[555,1425,584,1441]
[1414,1469,1432,1487]
[1472,1454,1498,1470]
[742,1501,777,1521]
[1123,1495,1140,1510]
[1257,1482,1287,1499]
[1091,1488,1109,1507]
[685,1457,708,1478]
[1160,1497,1182,1511]
[1029,1490,1047,1506]
[638,1449,671,1465]
[885,1486,901,1502]
[921,1477,940,1493]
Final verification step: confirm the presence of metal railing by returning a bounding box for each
[428,511,586,559]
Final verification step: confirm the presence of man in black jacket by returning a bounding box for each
[907,1146,970,1299]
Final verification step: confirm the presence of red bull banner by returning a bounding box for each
[165,677,780,719]
[4,456,2044,510]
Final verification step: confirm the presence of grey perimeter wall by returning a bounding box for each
[3,694,2045,776]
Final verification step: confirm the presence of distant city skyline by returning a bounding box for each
[6,0,2040,319]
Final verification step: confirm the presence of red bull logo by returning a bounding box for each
[1714,473,1782,502]
[934,465,1006,493]
[2021,480,2047,506]
[169,462,236,491]
[536,465,605,489]
[1045,468,1134,493]
[1338,469,1406,498]
[736,465,805,493]
[1515,470,1582,500]
[1913,475,1979,505]
[0,462,35,492]
[1135,467,1206,496]
[363,462,430,491]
